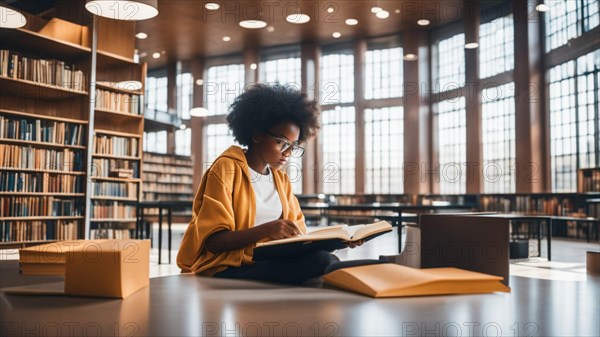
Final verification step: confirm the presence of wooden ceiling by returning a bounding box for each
[135,0,477,68]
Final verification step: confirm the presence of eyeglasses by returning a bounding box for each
[265,131,305,157]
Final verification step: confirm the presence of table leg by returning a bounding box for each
[537,220,542,258]
[547,218,552,261]
[168,208,172,265]
[158,207,163,265]
[397,212,403,253]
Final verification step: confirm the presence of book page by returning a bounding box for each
[350,221,393,240]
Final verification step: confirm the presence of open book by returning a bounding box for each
[323,263,510,298]
[252,221,392,261]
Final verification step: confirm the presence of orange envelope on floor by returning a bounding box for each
[323,263,510,298]
[5,240,150,299]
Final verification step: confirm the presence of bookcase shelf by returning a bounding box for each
[0,16,145,245]
[142,152,194,202]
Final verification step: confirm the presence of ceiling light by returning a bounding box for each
[205,3,220,10]
[222,36,231,42]
[332,32,341,38]
[286,13,310,24]
[465,42,479,49]
[250,63,257,70]
[395,9,400,14]
[85,0,158,21]
[0,5,27,28]
[327,7,334,13]
[179,124,187,130]
[403,53,418,61]
[376,10,389,19]
[345,18,358,26]
[371,7,382,13]
[115,80,143,91]
[266,26,275,32]
[417,19,430,26]
[189,107,209,117]
[239,20,267,29]
[152,52,160,59]
[535,4,549,12]
[196,79,204,86]
[135,32,148,39]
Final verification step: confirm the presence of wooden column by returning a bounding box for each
[354,39,366,194]
[166,61,177,154]
[403,30,431,195]
[190,58,205,192]
[513,0,545,193]
[301,41,321,194]
[464,1,482,193]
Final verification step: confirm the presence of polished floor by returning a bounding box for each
[1,225,599,337]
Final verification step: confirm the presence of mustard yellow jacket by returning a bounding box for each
[176,145,308,275]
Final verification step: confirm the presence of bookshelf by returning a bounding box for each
[0,15,145,246]
[578,168,600,194]
[142,152,194,203]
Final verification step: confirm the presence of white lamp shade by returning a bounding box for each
[0,5,27,28]
[115,80,143,91]
[85,0,158,21]
[189,107,209,117]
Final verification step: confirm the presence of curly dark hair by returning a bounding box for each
[226,83,320,147]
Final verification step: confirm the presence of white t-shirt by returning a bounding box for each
[248,165,283,226]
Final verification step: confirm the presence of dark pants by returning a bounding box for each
[213,250,384,285]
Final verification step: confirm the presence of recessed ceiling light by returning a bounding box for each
[152,52,161,59]
[371,7,382,13]
[376,10,389,19]
[345,18,358,26]
[196,79,204,86]
[332,32,341,38]
[395,9,400,14]
[189,107,209,117]
[205,3,220,10]
[239,20,267,29]
[535,4,549,12]
[327,7,334,13]
[286,13,310,24]
[0,5,27,28]
[417,19,430,26]
[465,42,479,49]
[222,36,231,42]
[179,124,187,130]
[135,32,148,39]
[250,63,257,70]
[266,26,275,32]
[403,53,418,61]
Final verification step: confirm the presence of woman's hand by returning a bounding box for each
[259,219,302,240]
[346,239,365,249]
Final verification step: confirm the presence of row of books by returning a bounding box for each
[0,172,83,193]
[480,196,576,216]
[0,220,79,242]
[142,192,193,202]
[0,144,85,172]
[94,135,139,157]
[143,172,193,184]
[589,203,600,219]
[143,163,193,175]
[0,115,85,146]
[90,202,136,219]
[143,183,193,194]
[0,50,87,92]
[91,158,139,179]
[92,181,137,198]
[0,197,83,218]
[144,153,193,166]
[579,170,600,193]
[89,228,131,240]
[95,89,141,115]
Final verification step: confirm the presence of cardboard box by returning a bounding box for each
[7,240,150,299]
